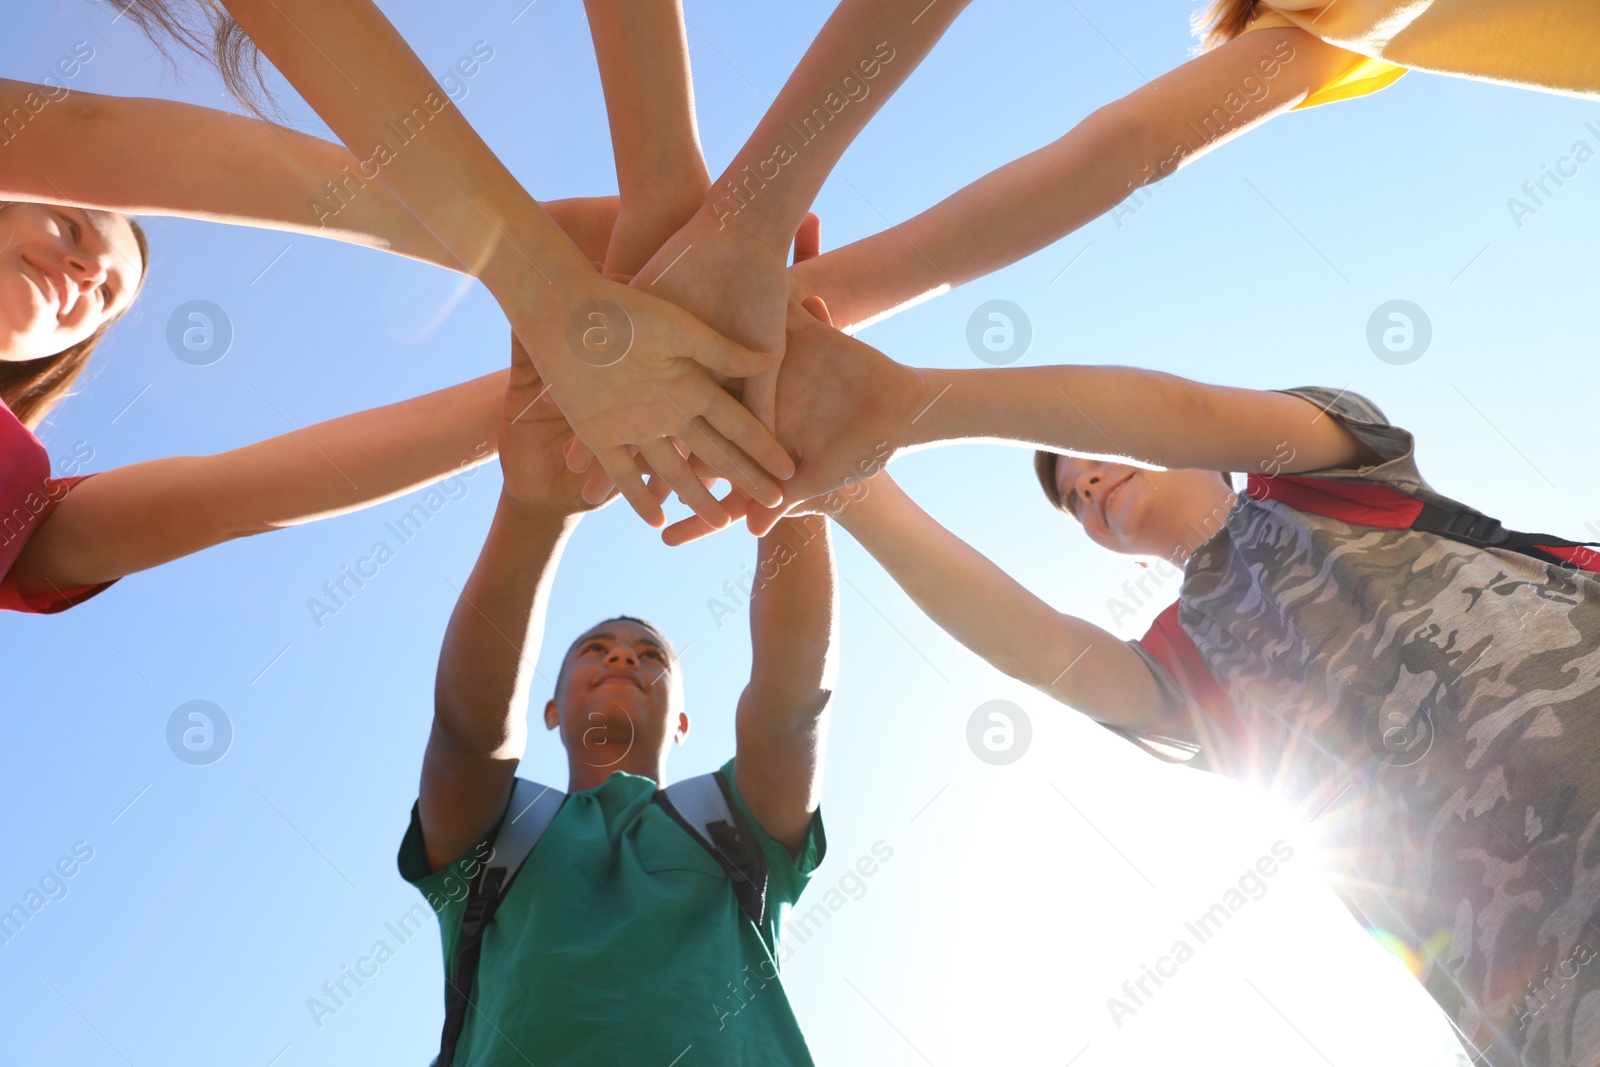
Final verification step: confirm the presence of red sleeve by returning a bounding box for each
[1244,473,1423,528]
[0,475,118,615]
[1128,602,1253,770]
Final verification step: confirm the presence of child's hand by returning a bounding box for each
[629,207,805,432]
[661,296,923,545]
[563,215,825,521]
[498,335,615,518]
[509,273,793,529]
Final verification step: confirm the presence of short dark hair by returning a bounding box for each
[1034,450,1071,515]
[556,615,676,687]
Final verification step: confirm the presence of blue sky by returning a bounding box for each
[3,1,1597,1064]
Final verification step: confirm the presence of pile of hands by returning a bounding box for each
[497,201,924,544]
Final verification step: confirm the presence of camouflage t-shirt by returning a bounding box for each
[1129,388,1600,1067]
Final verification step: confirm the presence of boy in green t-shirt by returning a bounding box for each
[398,336,838,1067]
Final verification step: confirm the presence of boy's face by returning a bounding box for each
[1054,457,1233,560]
[544,620,687,770]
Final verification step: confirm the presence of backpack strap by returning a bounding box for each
[656,770,769,926]
[1247,474,1600,573]
[435,778,565,1067]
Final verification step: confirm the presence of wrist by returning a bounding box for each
[698,167,803,255]
[894,365,947,452]
[830,472,897,535]
[621,167,710,225]
[478,214,601,307]
[497,489,586,531]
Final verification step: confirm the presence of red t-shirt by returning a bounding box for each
[0,400,113,613]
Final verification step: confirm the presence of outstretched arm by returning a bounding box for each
[666,305,1376,542]
[733,513,839,855]
[634,0,974,427]
[582,0,710,277]
[215,0,791,528]
[832,472,1170,730]
[419,340,609,871]
[0,80,622,272]
[11,371,505,595]
[790,28,1356,332]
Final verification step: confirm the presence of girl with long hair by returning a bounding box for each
[0,191,615,614]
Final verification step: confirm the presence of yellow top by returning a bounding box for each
[1244,0,1600,108]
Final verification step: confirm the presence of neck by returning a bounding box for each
[565,750,669,794]
[1168,483,1238,567]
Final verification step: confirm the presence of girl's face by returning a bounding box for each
[0,203,143,363]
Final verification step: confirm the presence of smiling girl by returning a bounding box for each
[0,190,611,614]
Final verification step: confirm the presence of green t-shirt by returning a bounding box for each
[397,757,825,1066]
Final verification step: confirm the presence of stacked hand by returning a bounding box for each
[557,213,826,523]
[507,208,917,544]
[506,269,794,530]
[661,294,924,545]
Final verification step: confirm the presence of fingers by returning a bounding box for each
[662,488,753,547]
[595,446,665,528]
[744,497,789,538]
[681,415,785,508]
[689,332,776,379]
[564,434,596,474]
[800,294,833,328]
[582,463,618,505]
[639,439,732,530]
[637,449,678,507]
[791,212,821,265]
[701,387,796,484]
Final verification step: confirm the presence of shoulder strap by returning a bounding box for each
[656,771,769,926]
[435,778,565,1067]
[1247,474,1600,573]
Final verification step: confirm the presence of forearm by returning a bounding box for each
[433,494,577,756]
[15,372,505,589]
[793,29,1346,331]
[747,516,839,712]
[901,365,1365,475]
[419,493,577,867]
[834,474,1079,691]
[217,0,593,297]
[707,0,971,252]
[735,515,839,850]
[583,0,709,246]
[836,474,1165,722]
[0,82,463,271]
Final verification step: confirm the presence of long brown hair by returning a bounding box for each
[102,0,277,117]
[1193,0,1260,51]
[0,215,151,431]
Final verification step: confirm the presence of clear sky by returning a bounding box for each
[4,1,1597,1065]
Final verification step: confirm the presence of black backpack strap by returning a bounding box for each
[1412,500,1600,567]
[436,778,565,1067]
[656,770,769,927]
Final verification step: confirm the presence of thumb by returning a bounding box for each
[800,295,833,328]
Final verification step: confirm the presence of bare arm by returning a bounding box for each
[582,0,710,276]
[419,342,607,870]
[12,371,505,593]
[215,0,789,527]
[791,28,1357,332]
[734,514,839,855]
[904,364,1378,476]
[633,0,974,431]
[835,472,1172,730]
[0,80,623,272]
[668,307,1377,543]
